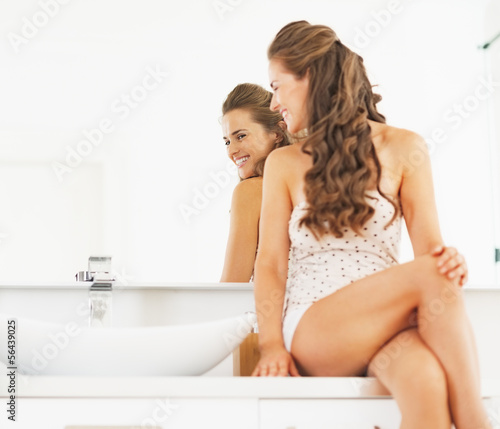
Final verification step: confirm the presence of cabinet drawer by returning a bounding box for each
[259,399,401,429]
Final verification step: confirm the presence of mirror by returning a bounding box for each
[0,0,499,285]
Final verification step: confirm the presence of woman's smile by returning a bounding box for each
[222,109,277,179]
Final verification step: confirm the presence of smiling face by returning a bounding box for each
[222,108,278,180]
[268,59,309,134]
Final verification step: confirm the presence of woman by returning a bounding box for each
[219,83,289,282]
[252,21,490,429]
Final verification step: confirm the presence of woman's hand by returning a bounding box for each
[431,245,468,287]
[252,344,301,377]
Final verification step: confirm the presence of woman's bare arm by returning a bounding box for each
[252,148,300,376]
[220,177,262,282]
[397,130,467,284]
[398,131,444,256]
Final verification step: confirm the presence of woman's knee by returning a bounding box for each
[370,330,448,401]
[411,254,462,301]
[405,353,448,399]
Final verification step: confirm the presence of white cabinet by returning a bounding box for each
[259,399,401,429]
[4,395,500,428]
[5,398,259,429]
[259,398,500,429]
[3,377,500,429]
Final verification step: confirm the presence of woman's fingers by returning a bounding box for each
[431,246,458,273]
[288,359,301,377]
[268,362,279,376]
[431,245,446,257]
[459,261,469,285]
[251,350,300,377]
[434,247,464,271]
[253,362,274,377]
[440,253,461,276]
[451,261,468,286]
[432,246,468,287]
[436,247,458,271]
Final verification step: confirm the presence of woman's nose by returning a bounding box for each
[270,93,279,111]
[227,140,239,158]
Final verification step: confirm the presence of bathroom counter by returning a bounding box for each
[9,375,500,399]
[0,281,254,290]
[2,287,499,428]
[0,282,497,291]
[3,376,500,429]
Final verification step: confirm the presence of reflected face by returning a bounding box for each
[269,59,309,134]
[222,109,277,179]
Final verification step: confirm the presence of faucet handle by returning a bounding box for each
[75,271,92,281]
[88,256,114,282]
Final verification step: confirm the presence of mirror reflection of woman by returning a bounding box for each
[252,21,491,429]
[219,83,289,282]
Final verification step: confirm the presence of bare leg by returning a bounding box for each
[414,268,487,428]
[367,328,451,429]
[290,254,491,428]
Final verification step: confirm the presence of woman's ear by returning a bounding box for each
[274,120,287,143]
[303,67,311,84]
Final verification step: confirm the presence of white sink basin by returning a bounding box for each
[0,311,257,376]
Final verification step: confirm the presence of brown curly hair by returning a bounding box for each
[222,83,290,178]
[268,21,399,239]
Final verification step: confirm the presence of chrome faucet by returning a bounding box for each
[76,256,114,328]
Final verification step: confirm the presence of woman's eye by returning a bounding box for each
[224,140,230,146]
[237,134,246,140]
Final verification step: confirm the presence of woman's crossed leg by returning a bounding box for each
[290,253,490,429]
[368,328,451,429]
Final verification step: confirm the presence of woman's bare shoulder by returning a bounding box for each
[232,176,263,200]
[267,143,297,159]
[230,177,263,218]
[379,124,428,156]
[265,144,304,173]
[387,125,425,147]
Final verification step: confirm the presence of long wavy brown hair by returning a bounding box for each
[268,20,399,239]
[222,83,290,178]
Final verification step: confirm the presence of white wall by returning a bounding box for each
[485,0,500,282]
[0,0,497,285]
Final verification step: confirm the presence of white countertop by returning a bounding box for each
[5,376,500,399]
[0,282,255,290]
[0,282,498,291]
